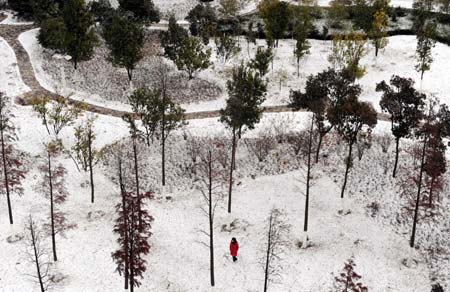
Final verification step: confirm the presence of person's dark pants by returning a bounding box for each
[232,256,237,262]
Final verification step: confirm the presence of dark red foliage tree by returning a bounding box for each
[334,258,368,292]
[0,92,26,224]
[38,141,75,261]
[112,153,154,292]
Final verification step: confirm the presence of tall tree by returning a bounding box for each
[63,0,98,69]
[262,209,290,292]
[220,64,267,213]
[258,0,291,46]
[292,3,313,77]
[214,34,241,64]
[103,13,145,82]
[38,141,74,261]
[71,116,101,203]
[415,21,436,81]
[161,14,189,62]
[376,75,426,177]
[328,31,368,80]
[175,36,212,80]
[196,147,225,286]
[249,46,273,77]
[186,3,217,45]
[118,0,160,23]
[0,93,26,224]
[328,96,377,199]
[369,9,389,57]
[24,215,52,292]
[112,175,153,292]
[126,83,185,187]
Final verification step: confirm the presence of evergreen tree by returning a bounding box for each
[32,0,60,24]
[38,16,67,53]
[249,46,273,77]
[118,0,160,23]
[220,64,267,213]
[7,0,34,18]
[245,22,257,57]
[258,0,291,46]
[292,9,311,77]
[175,36,212,79]
[376,75,426,177]
[63,0,98,69]
[103,13,145,81]
[415,21,436,81]
[0,93,26,225]
[186,3,217,45]
[214,34,241,63]
[161,14,189,62]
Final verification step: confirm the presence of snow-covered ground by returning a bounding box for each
[19,27,450,113]
[1,7,449,292]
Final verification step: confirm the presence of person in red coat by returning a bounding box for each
[230,237,239,262]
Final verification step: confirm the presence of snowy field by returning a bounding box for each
[19,28,450,113]
[0,36,443,291]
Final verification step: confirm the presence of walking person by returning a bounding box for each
[230,237,239,262]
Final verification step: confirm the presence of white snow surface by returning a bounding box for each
[0,37,29,96]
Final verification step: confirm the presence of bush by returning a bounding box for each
[38,16,67,53]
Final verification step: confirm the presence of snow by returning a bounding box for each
[19,27,450,113]
[0,10,34,25]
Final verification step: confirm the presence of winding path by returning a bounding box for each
[0,24,389,121]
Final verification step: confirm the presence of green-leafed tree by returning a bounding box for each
[186,3,217,45]
[175,37,211,79]
[258,0,291,46]
[328,96,377,199]
[32,0,60,24]
[161,14,189,62]
[103,13,145,82]
[127,86,185,186]
[214,34,241,63]
[376,75,426,177]
[415,21,436,81]
[220,64,267,213]
[118,0,160,23]
[292,4,313,77]
[63,0,98,69]
[249,46,273,77]
[38,16,67,53]
[7,0,34,18]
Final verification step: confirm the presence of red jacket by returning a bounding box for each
[230,242,239,257]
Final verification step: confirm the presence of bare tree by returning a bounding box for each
[244,129,277,163]
[262,208,291,292]
[24,215,52,292]
[195,146,226,286]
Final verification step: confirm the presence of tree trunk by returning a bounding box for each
[228,128,237,213]
[375,44,379,57]
[263,215,272,292]
[315,133,324,163]
[393,137,400,178]
[340,142,354,199]
[297,60,300,78]
[118,156,129,290]
[429,177,435,208]
[132,138,141,227]
[48,152,57,262]
[161,89,166,187]
[304,115,314,232]
[410,136,427,248]
[30,219,45,292]
[127,68,133,82]
[88,130,94,203]
[208,150,215,287]
[1,128,12,224]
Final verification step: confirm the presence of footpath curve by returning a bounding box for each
[0,24,390,122]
